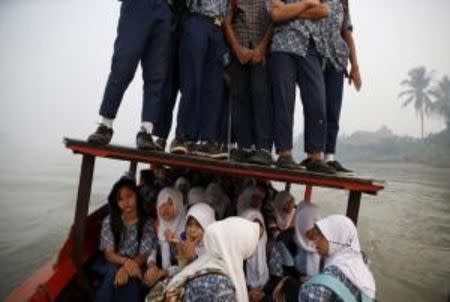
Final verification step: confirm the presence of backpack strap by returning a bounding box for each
[307,274,358,302]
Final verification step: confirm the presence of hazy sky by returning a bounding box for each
[1,0,449,150]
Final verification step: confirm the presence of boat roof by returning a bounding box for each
[64,138,385,195]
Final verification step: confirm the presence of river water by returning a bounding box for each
[0,144,449,301]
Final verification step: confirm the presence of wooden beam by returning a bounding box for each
[346,191,362,225]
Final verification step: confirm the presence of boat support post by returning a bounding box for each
[72,155,95,288]
[346,191,362,226]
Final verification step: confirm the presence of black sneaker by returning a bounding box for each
[154,137,167,152]
[275,155,304,170]
[248,149,273,166]
[136,129,157,150]
[87,124,113,145]
[301,158,336,174]
[327,160,354,175]
[195,141,227,159]
[170,137,189,154]
[230,148,254,162]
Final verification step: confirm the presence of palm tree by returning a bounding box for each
[430,75,450,131]
[398,66,434,139]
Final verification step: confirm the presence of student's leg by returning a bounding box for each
[323,63,344,155]
[95,262,119,302]
[99,0,152,120]
[176,16,209,141]
[140,0,172,128]
[270,52,297,153]
[230,57,252,149]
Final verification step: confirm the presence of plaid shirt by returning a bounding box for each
[265,0,323,57]
[100,215,157,258]
[315,0,353,71]
[269,241,295,277]
[232,0,271,48]
[184,273,236,302]
[187,0,231,19]
[299,266,363,302]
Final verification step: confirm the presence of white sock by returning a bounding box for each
[141,121,153,134]
[326,154,335,162]
[101,117,114,129]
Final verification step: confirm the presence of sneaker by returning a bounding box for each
[170,137,189,154]
[154,137,167,152]
[248,149,273,166]
[87,124,113,145]
[327,160,354,175]
[195,141,227,159]
[275,155,304,170]
[301,158,336,174]
[136,129,157,150]
[230,148,254,162]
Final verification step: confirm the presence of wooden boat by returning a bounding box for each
[6,138,385,301]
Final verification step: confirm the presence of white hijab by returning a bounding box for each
[205,182,230,219]
[167,217,260,302]
[273,191,295,231]
[186,202,216,256]
[187,186,206,207]
[156,187,186,269]
[240,209,270,289]
[294,201,321,277]
[236,185,264,215]
[316,215,376,299]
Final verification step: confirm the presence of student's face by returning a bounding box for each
[306,226,329,256]
[282,198,295,214]
[159,198,176,221]
[186,217,204,243]
[118,187,137,215]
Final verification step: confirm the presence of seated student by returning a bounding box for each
[300,215,376,302]
[187,186,207,207]
[174,176,191,205]
[145,187,186,284]
[87,0,172,150]
[96,177,156,302]
[205,182,232,219]
[236,185,268,215]
[294,201,321,281]
[240,210,270,302]
[273,191,296,231]
[164,217,260,302]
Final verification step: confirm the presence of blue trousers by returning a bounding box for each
[323,62,345,154]
[176,14,226,141]
[99,0,172,123]
[94,260,144,302]
[270,45,326,153]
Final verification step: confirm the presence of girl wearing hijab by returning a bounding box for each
[273,191,296,231]
[187,186,207,207]
[164,217,261,302]
[240,209,270,302]
[236,185,267,216]
[300,215,376,302]
[205,182,231,219]
[294,201,321,280]
[96,177,156,302]
[145,187,186,286]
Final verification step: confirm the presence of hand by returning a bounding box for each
[144,265,167,287]
[251,45,266,65]
[348,64,362,91]
[271,0,284,8]
[123,259,142,279]
[304,0,320,7]
[114,266,129,287]
[235,46,253,65]
[249,288,265,302]
[165,230,179,243]
[177,240,197,263]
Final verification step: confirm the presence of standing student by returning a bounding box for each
[169,0,231,158]
[312,0,361,175]
[165,217,260,302]
[267,0,337,174]
[88,0,172,150]
[223,0,274,166]
[96,177,156,302]
[300,215,376,301]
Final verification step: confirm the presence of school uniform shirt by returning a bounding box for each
[183,273,237,302]
[232,0,270,48]
[100,215,157,257]
[315,0,353,71]
[265,0,322,57]
[298,265,362,302]
[187,0,231,19]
